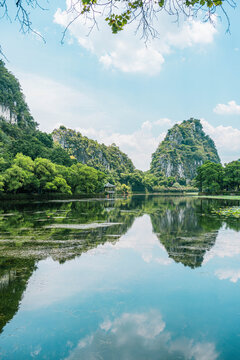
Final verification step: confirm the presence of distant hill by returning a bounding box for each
[52,127,135,176]
[150,118,220,182]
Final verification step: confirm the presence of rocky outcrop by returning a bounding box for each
[0,60,36,129]
[150,118,220,182]
[52,126,135,174]
[0,105,17,124]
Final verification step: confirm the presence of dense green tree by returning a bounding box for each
[35,132,53,148]
[45,176,72,195]
[34,158,57,192]
[223,161,240,191]
[0,157,8,172]
[0,175,4,192]
[143,173,160,192]
[0,154,106,195]
[4,165,35,193]
[49,145,74,167]
[66,163,105,194]
[120,170,145,192]
[13,153,34,172]
[166,176,176,187]
[117,183,131,194]
[195,161,224,194]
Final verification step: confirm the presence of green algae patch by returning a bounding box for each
[213,207,240,219]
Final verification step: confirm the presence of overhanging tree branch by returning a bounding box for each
[0,0,237,46]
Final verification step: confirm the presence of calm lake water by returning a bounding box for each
[0,195,240,359]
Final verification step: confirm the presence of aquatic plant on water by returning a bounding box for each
[213,207,240,219]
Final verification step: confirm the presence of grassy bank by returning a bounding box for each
[197,195,240,201]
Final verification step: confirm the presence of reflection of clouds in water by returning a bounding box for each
[100,310,165,339]
[65,310,219,360]
[203,230,240,264]
[155,257,173,265]
[215,269,240,283]
[91,215,172,265]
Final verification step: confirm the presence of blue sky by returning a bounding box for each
[0,1,240,170]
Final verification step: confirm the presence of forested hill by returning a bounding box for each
[52,127,135,176]
[0,61,134,175]
[0,61,137,195]
[0,61,73,168]
[0,61,36,129]
[1,61,231,196]
[150,118,220,182]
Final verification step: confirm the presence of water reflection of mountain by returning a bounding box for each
[148,197,232,268]
[0,196,239,333]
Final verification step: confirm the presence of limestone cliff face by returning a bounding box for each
[0,60,36,128]
[52,127,135,174]
[150,118,220,181]
[0,105,17,124]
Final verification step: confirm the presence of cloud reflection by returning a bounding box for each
[101,215,172,266]
[203,230,240,264]
[215,269,240,283]
[65,310,219,360]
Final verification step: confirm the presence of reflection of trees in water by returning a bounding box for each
[0,196,239,333]
[0,198,137,333]
[0,196,238,265]
[148,197,239,269]
[0,258,36,333]
[0,199,136,262]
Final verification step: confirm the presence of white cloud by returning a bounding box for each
[155,257,173,265]
[201,119,240,164]
[141,120,153,131]
[102,215,172,265]
[17,72,107,133]
[166,19,217,48]
[15,71,141,136]
[214,100,240,115]
[65,309,218,360]
[54,2,217,75]
[87,214,173,267]
[203,229,240,264]
[99,43,165,76]
[100,310,166,339]
[215,269,240,283]
[153,118,173,127]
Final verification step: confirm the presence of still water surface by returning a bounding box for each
[0,195,240,359]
